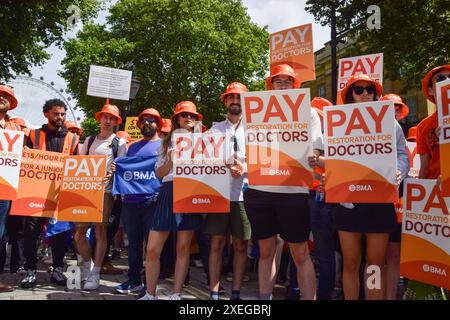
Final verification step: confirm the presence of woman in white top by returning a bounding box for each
[140,101,203,300]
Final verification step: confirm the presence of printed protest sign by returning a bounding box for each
[87,65,132,101]
[57,155,107,223]
[337,53,383,104]
[124,116,143,142]
[400,179,449,290]
[173,132,231,213]
[436,78,450,196]
[407,141,420,178]
[324,100,398,202]
[10,149,65,217]
[270,24,315,83]
[241,89,313,187]
[0,129,24,200]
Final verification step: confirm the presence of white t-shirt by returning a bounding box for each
[80,134,128,192]
[155,145,173,183]
[249,107,324,194]
[209,118,247,202]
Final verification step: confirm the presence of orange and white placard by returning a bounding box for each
[324,100,398,202]
[270,24,315,83]
[57,155,107,222]
[173,132,231,213]
[0,129,24,200]
[10,149,64,217]
[241,89,313,187]
[406,141,420,178]
[400,179,450,290]
[337,53,383,104]
[436,78,450,196]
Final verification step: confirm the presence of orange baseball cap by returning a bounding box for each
[266,64,301,90]
[95,104,122,125]
[380,93,409,120]
[340,74,383,103]
[421,65,450,104]
[0,85,18,110]
[64,120,83,135]
[137,108,162,128]
[220,82,248,102]
[172,101,203,120]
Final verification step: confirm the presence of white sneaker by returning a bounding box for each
[83,273,100,290]
[82,261,93,282]
[139,292,158,300]
[169,293,182,300]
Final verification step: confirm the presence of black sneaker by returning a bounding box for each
[50,267,67,286]
[110,249,121,260]
[20,270,37,289]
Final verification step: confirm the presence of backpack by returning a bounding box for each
[86,135,120,158]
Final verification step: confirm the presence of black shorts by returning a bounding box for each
[243,188,310,243]
[333,203,397,234]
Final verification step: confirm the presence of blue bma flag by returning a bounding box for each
[45,218,74,239]
[113,156,161,195]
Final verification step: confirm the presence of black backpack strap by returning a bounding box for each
[34,129,41,150]
[86,135,95,155]
[110,136,120,159]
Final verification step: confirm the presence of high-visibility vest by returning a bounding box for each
[29,129,79,155]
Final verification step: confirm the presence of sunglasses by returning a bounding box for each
[353,85,376,95]
[434,73,450,83]
[140,117,158,125]
[180,112,198,120]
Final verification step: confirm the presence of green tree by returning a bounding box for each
[60,0,269,126]
[306,0,450,91]
[0,0,101,81]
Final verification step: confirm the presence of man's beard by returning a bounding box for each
[141,125,157,138]
[228,104,241,115]
[49,118,64,129]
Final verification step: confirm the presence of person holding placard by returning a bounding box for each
[0,85,20,293]
[417,65,450,180]
[204,82,251,301]
[140,101,203,300]
[335,74,409,300]
[20,99,79,289]
[244,64,323,300]
[74,104,127,290]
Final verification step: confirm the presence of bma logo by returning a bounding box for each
[269,169,290,176]
[422,264,447,276]
[349,184,373,192]
[192,198,211,205]
[123,171,133,182]
[29,202,45,209]
[124,171,157,181]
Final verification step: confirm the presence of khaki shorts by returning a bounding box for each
[74,192,114,227]
[203,201,251,240]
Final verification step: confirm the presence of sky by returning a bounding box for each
[9,0,331,127]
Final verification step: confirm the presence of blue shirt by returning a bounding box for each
[123,139,161,203]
